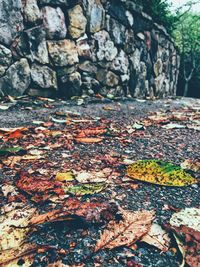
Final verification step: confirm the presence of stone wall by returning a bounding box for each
[0,0,180,99]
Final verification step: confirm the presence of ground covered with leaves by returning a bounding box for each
[0,96,199,267]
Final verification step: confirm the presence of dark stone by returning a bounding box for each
[59,72,82,98]
[108,0,129,27]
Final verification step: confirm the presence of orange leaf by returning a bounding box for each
[7,130,23,139]
[75,137,104,143]
[76,128,107,138]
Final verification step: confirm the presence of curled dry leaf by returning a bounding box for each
[0,206,37,251]
[166,224,200,267]
[95,209,155,251]
[181,159,200,173]
[75,137,104,143]
[0,243,37,266]
[76,128,107,138]
[141,223,170,252]
[170,207,200,232]
[162,123,186,129]
[30,199,118,225]
[127,160,197,186]
[75,171,108,183]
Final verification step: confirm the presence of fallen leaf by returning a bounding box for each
[181,159,200,173]
[55,172,75,182]
[75,171,107,183]
[0,243,37,266]
[0,105,10,110]
[66,183,106,196]
[141,223,170,251]
[51,117,66,124]
[170,208,200,232]
[162,123,186,129]
[173,234,185,267]
[76,128,107,138]
[127,160,197,186]
[166,224,200,267]
[75,137,104,143]
[0,206,36,251]
[95,209,155,251]
[16,172,65,202]
[132,123,145,130]
[0,147,25,156]
[30,199,118,225]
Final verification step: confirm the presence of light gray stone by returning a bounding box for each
[0,45,12,77]
[68,5,87,39]
[42,6,67,39]
[23,0,41,24]
[94,31,118,62]
[47,40,79,66]
[0,58,30,96]
[110,50,129,74]
[0,0,24,45]
[83,0,105,33]
[31,64,57,89]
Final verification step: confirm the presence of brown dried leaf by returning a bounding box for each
[16,172,65,202]
[76,128,107,138]
[95,209,155,251]
[75,137,104,143]
[166,224,200,267]
[30,199,118,225]
[141,223,170,252]
[0,243,37,266]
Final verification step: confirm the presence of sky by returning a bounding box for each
[169,0,200,13]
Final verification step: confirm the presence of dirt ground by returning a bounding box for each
[0,96,199,267]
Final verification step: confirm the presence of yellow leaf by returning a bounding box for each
[55,172,74,182]
[127,160,197,186]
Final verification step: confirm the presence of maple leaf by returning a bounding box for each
[95,209,155,251]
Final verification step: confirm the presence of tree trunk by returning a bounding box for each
[183,81,189,97]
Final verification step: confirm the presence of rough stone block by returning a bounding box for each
[42,6,67,39]
[0,58,30,96]
[47,40,79,66]
[0,0,24,45]
[31,64,57,89]
[68,5,87,39]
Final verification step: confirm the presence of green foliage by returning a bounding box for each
[135,0,177,33]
